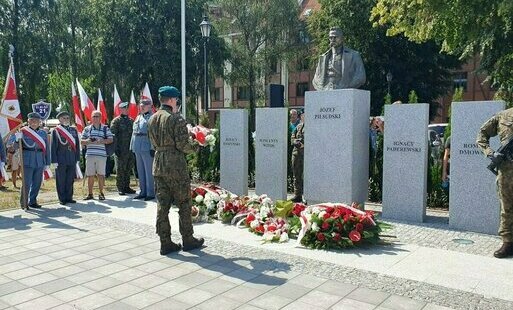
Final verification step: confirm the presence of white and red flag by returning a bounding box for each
[113,85,122,118]
[142,82,157,113]
[76,79,95,122]
[128,90,138,120]
[97,89,108,124]
[71,82,84,133]
[0,57,23,142]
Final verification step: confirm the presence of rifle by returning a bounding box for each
[487,135,513,175]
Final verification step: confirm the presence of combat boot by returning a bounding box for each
[493,242,513,258]
[160,238,182,255]
[182,236,204,251]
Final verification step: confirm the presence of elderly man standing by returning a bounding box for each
[10,113,51,209]
[81,110,113,200]
[148,86,203,255]
[110,102,135,196]
[51,111,81,205]
[131,99,155,201]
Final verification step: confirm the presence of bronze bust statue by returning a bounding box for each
[312,28,366,90]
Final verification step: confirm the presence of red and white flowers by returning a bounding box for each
[187,124,217,151]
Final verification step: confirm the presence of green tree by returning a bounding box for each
[308,0,462,117]
[408,90,418,103]
[371,0,513,106]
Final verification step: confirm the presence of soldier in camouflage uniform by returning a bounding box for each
[110,102,136,195]
[477,107,513,258]
[291,111,305,203]
[148,86,204,255]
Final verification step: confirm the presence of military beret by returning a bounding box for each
[56,111,70,118]
[158,86,180,98]
[140,99,153,105]
[27,112,42,120]
[119,101,129,109]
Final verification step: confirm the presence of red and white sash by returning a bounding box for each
[55,125,77,151]
[20,127,46,154]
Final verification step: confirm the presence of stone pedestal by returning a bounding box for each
[449,101,504,234]
[304,89,370,205]
[220,109,248,196]
[382,104,429,222]
[255,108,288,200]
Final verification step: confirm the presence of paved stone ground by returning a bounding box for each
[1,205,512,310]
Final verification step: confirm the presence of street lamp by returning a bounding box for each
[386,71,393,97]
[200,16,212,117]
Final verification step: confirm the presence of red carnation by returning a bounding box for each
[316,233,325,242]
[349,230,361,242]
[325,207,334,214]
[333,233,341,241]
[321,222,330,231]
[267,224,277,232]
[255,225,265,234]
[196,131,206,145]
[335,222,343,232]
[323,212,331,220]
[356,223,364,232]
[195,188,207,197]
[246,213,256,223]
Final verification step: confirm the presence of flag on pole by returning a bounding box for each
[76,79,95,122]
[97,89,108,124]
[113,85,122,118]
[71,82,84,133]
[0,57,23,142]
[141,82,157,113]
[128,90,138,120]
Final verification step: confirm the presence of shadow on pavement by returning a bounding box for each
[0,206,88,232]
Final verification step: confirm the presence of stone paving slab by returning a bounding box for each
[0,201,512,309]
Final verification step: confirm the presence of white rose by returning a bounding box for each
[279,232,289,243]
[250,220,260,229]
[311,222,320,232]
[263,232,274,241]
[318,211,326,219]
[312,207,321,214]
[195,195,204,203]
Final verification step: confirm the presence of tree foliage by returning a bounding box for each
[308,0,462,117]
[371,0,513,106]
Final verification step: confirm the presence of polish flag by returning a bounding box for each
[141,82,157,113]
[128,90,138,120]
[113,85,122,117]
[97,89,108,124]
[0,58,23,141]
[71,82,84,133]
[76,79,95,122]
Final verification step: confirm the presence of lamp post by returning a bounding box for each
[386,71,393,97]
[200,16,212,119]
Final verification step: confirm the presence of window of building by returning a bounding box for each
[453,72,468,91]
[237,86,250,100]
[213,87,222,101]
[296,82,309,97]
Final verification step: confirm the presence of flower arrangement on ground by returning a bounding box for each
[191,183,228,222]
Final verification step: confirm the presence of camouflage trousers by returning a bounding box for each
[292,150,304,197]
[154,176,194,241]
[115,153,134,191]
[497,161,513,242]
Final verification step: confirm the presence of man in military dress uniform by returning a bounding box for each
[110,102,135,195]
[10,113,51,209]
[477,107,513,258]
[131,99,155,201]
[291,111,305,203]
[51,111,80,205]
[148,86,204,255]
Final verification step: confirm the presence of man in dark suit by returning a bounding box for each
[51,111,81,205]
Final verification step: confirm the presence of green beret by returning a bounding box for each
[56,111,70,118]
[27,112,42,120]
[158,86,180,98]
[119,101,129,109]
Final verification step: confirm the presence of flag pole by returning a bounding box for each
[181,0,186,119]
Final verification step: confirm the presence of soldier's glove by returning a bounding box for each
[488,152,505,165]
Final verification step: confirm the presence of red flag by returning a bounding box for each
[97,89,108,124]
[113,85,122,117]
[76,79,95,122]
[71,82,84,133]
[0,58,23,141]
[142,82,157,113]
[128,90,138,120]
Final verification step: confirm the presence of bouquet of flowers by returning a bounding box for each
[187,124,217,151]
[297,203,390,249]
[191,183,228,222]
[217,196,245,223]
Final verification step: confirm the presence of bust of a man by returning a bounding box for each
[312,27,366,91]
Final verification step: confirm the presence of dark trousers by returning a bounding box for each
[56,164,75,202]
[292,150,304,197]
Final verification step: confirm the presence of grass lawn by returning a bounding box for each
[0,175,138,211]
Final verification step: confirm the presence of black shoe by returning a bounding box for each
[182,237,205,251]
[59,201,67,205]
[118,192,126,196]
[144,196,155,201]
[84,194,94,200]
[494,242,513,258]
[30,204,42,209]
[98,193,106,201]
[67,199,77,204]
[160,240,182,255]
[133,194,146,200]
[291,196,303,203]
[125,188,136,194]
